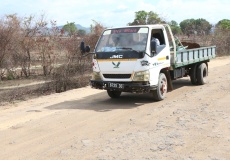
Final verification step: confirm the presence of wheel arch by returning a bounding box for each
[160,68,173,91]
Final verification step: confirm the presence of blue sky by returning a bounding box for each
[0,0,229,28]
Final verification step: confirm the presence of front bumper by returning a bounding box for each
[90,80,157,93]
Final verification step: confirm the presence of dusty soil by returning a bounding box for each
[0,56,230,160]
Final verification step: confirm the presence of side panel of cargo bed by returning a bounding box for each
[173,46,216,68]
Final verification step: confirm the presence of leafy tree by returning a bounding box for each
[128,10,164,25]
[78,29,86,36]
[135,10,148,24]
[216,19,230,30]
[180,18,212,35]
[195,18,212,35]
[168,20,182,35]
[170,20,178,26]
[147,11,163,24]
[63,22,77,37]
[180,19,196,36]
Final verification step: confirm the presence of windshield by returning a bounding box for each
[95,27,148,52]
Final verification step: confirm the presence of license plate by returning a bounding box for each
[108,82,124,89]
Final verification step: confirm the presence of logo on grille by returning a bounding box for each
[112,62,120,68]
[110,55,123,58]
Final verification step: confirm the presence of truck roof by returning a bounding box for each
[106,24,166,30]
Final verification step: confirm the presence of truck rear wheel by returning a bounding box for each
[152,73,167,101]
[197,63,208,85]
[107,90,121,98]
[190,64,198,85]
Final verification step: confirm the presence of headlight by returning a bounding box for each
[132,70,150,81]
[91,71,102,80]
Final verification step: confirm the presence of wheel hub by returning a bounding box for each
[161,79,167,94]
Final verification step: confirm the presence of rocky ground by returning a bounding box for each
[0,56,230,160]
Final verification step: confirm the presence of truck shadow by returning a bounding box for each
[46,78,193,112]
[172,78,193,90]
[46,92,155,112]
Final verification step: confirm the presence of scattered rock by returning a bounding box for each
[81,139,92,146]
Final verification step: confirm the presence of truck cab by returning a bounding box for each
[81,24,174,100]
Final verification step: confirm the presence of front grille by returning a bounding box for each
[103,74,131,79]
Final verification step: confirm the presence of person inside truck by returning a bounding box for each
[152,33,161,45]
[151,32,166,55]
[151,37,160,46]
[99,34,119,52]
[118,34,133,47]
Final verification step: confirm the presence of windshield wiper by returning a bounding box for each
[116,47,132,50]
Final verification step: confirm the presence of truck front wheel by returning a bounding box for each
[152,73,167,101]
[107,90,121,98]
[197,63,208,85]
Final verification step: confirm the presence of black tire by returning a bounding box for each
[152,73,167,101]
[107,90,121,98]
[190,64,198,85]
[197,63,208,85]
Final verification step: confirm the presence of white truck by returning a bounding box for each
[80,24,216,101]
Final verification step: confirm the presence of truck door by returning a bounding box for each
[150,28,170,66]
[149,28,171,86]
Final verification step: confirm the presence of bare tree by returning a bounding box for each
[0,14,21,80]
[212,29,230,56]
[18,15,48,77]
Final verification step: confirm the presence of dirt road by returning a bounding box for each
[0,57,230,160]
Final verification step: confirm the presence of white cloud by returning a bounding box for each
[0,0,229,27]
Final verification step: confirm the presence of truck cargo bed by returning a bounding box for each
[173,46,216,68]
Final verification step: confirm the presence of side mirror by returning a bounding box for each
[150,40,157,54]
[80,41,90,54]
[80,41,85,54]
[85,45,90,52]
